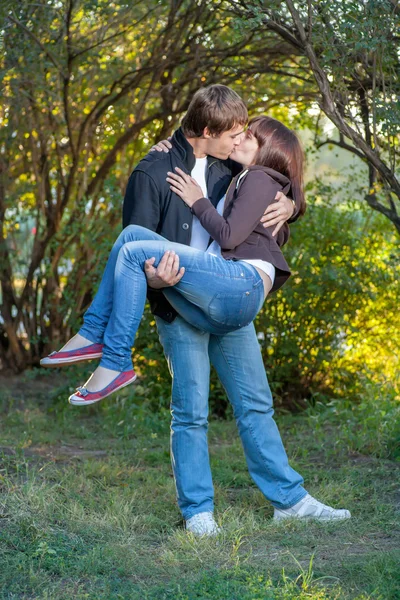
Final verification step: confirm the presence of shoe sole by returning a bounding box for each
[186,529,221,537]
[273,512,351,522]
[69,373,137,406]
[40,353,103,367]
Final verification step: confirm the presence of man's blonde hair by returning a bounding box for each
[181,84,248,137]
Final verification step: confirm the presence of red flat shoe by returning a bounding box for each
[69,369,137,406]
[40,343,104,367]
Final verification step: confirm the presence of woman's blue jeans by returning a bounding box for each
[79,225,265,371]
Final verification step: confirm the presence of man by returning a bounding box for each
[123,85,351,535]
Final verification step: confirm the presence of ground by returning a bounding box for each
[0,368,399,599]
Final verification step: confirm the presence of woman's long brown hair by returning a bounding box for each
[248,116,306,217]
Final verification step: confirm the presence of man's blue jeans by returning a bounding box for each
[79,225,307,516]
[156,316,307,518]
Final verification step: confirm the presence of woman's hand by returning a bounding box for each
[166,167,204,208]
[150,138,172,153]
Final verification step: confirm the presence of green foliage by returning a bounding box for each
[1,0,317,370]
[254,177,400,407]
[231,0,400,236]
[306,378,400,461]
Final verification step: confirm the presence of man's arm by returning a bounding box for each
[259,192,297,233]
[123,168,184,288]
[122,170,161,229]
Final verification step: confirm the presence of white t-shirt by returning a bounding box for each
[189,157,211,251]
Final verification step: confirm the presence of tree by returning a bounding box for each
[0,0,304,371]
[228,0,400,232]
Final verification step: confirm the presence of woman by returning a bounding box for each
[40,116,305,405]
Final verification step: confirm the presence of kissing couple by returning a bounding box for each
[41,85,351,535]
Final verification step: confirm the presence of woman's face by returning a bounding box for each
[229,129,259,166]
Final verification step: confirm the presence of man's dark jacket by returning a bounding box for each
[122,127,241,322]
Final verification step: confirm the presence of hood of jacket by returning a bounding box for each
[240,165,291,193]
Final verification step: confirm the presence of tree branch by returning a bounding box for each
[7,13,67,77]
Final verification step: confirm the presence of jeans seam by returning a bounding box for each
[116,251,141,371]
[214,336,286,506]
[157,322,185,487]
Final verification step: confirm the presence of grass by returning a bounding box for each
[0,366,399,599]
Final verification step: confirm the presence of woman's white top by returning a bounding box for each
[205,190,276,285]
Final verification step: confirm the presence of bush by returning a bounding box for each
[254,179,400,409]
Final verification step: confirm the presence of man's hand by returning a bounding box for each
[144,250,185,289]
[260,191,295,236]
[150,138,173,153]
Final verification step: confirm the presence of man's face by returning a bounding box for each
[203,124,246,160]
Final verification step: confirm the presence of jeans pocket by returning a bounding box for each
[208,291,253,327]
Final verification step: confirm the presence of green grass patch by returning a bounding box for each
[0,370,399,599]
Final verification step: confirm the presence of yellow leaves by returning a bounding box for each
[83,107,91,115]
[20,192,36,207]
[24,133,30,139]
[2,74,14,86]
[51,107,60,116]
[368,182,383,195]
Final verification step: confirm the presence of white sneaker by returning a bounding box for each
[273,493,351,521]
[185,512,221,537]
